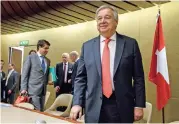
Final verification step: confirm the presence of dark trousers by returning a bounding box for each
[1,80,6,102]
[99,93,121,123]
[56,83,72,97]
[5,89,15,104]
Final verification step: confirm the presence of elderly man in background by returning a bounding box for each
[55,53,73,96]
[69,51,79,94]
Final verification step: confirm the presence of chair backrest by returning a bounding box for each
[48,94,73,110]
[143,102,152,123]
[15,102,34,110]
[44,91,51,106]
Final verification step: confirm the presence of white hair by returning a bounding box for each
[96,5,118,22]
[62,53,69,58]
[70,51,79,57]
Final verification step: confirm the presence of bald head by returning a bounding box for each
[70,51,79,62]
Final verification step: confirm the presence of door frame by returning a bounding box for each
[8,46,24,73]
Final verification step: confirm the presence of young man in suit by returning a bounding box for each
[55,53,73,97]
[69,51,79,95]
[20,40,50,111]
[5,63,19,104]
[70,5,146,123]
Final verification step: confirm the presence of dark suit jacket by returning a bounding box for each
[73,33,146,123]
[6,70,19,93]
[1,71,6,100]
[55,62,73,87]
[71,59,79,94]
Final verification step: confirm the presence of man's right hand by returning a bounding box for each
[70,105,82,120]
[55,86,60,92]
[20,90,27,95]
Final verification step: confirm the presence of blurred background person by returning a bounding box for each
[1,60,6,102]
[55,53,73,96]
[55,53,73,111]
[69,51,79,94]
[5,63,19,104]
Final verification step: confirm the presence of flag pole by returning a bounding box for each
[157,4,165,123]
[162,108,165,123]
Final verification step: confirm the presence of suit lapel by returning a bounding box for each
[113,33,126,77]
[93,36,102,80]
[60,63,64,76]
[44,57,49,75]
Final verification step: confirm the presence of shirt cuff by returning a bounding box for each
[135,107,144,108]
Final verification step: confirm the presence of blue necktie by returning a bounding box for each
[41,56,46,73]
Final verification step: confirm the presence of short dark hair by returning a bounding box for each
[9,63,14,66]
[37,39,50,50]
[29,50,36,55]
[1,60,4,62]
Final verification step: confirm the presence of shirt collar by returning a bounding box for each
[75,58,79,62]
[63,62,68,65]
[100,32,117,42]
[37,52,44,58]
[9,69,14,73]
[37,52,42,57]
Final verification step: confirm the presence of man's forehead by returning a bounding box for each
[97,13,113,18]
[98,8,113,13]
[97,14,112,17]
[62,55,68,57]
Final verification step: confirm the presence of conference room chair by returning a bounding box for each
[45,94,73,117]
[44,91,51,107]
[15,102,34,110]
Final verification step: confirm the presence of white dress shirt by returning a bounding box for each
[63,62,68,83]
[100,33,116,90]
[37,52,47,73]
[75,58,79,62]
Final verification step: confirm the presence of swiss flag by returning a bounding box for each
[149,11,171,110]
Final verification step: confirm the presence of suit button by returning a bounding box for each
[100,96,102,99]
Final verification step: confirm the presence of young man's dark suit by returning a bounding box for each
[55,62,73,97]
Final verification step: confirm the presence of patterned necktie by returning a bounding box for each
[41,56,46,73]
[102,39,112,98]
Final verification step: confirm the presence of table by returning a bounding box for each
[1,103,78,123]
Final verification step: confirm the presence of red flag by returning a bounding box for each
[149,11,171,110]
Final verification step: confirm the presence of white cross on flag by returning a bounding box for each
[149,10,171,110]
